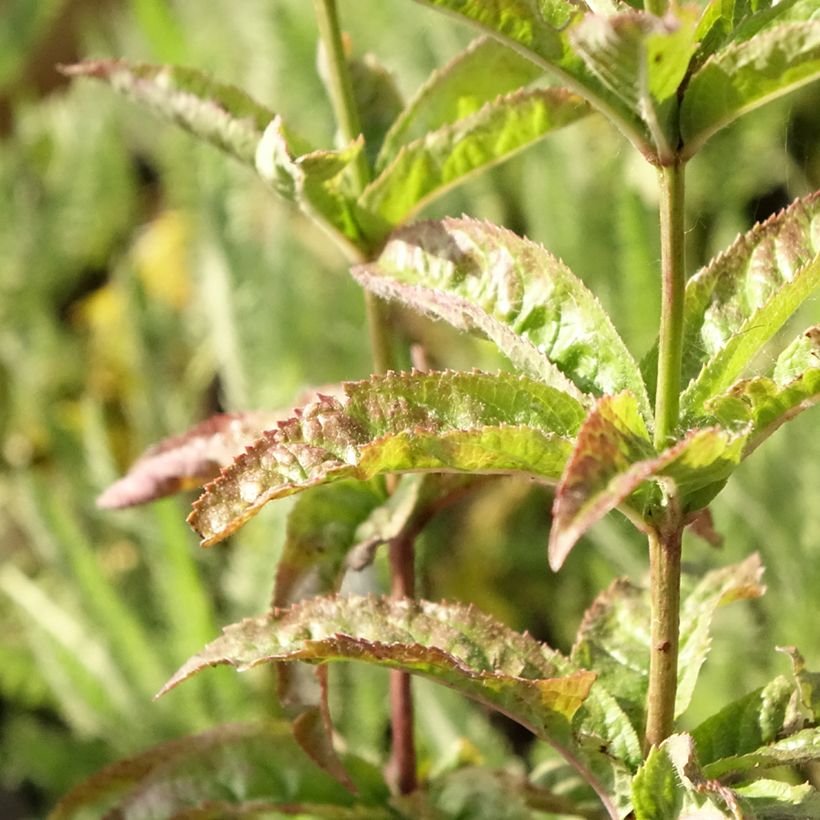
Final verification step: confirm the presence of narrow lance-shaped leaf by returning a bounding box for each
[548,392,748,569]
[353,218,650,417]
[377,35,544,168]
[188,370,584,547]
[97,411,287,509]
[681,21,820,157]
[707,325,820,457]
[159,595,596,749]
[59,61,283,167]
[358,87,589,239]
[674,190,820,420]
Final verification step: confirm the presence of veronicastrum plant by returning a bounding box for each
[52,0,820,817]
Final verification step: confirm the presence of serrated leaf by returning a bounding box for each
[707,325,820,456]
[97,412,286,509]
[703,726,820,779]
[734,779,820,818]
[377,36,543,169]
[413,0,653,156]
[631,744,683,820]
[49,721,380,820]
[568,11,698,159]
[59,61,279,167]
[678,190,820,419]
[359,87,589,238]
[353,218,650,414]
[681,21,820,157]
[158,596,596,749]
[188,370,583,547]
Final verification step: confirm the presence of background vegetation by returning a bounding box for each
[1,0,818,816]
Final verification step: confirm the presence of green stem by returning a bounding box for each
[644,524,682,751]
[653,162,686,450]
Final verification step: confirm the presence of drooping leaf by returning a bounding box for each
[353,218,650,414]
[97,411,286,509]
[49,721,385,820]
[188,370,583,547]
[677,190,820,419]
[59,61,281,167]
[568,11,698,159]
[254,117,364,245]
[680,21,820,156]
[377,36,543,168]
[548,393,747,569]
[707,325,820,456]
[413,0,652,156]
[158,596,596,749]
[358,88,589,238]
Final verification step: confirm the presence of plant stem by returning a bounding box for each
[644,524,682,751]
[313,0,413,792]
[653,162,686,450]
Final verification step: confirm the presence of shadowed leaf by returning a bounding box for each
[158,595,595,748]
[49,721,384,820]
[59,61,281,166]
[97,412,286,509]
[681,22,820,156]
[358,87,589,237]
[734,780,820,818]
[353,218,650,415]
[188,370,583,547]
[676,190,820,419]
[377,36,543,168]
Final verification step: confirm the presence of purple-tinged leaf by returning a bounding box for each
[158,595,595,749]
[377,36,543,168]
[358,87,589,237]
[97,411,287,509]
[188,370,583,547]
[49,721,382,820]
[707,325,820,457]
[549,394,747,569]
[59,61,281,167]
[675,190,820,419]
[353,219,650,417]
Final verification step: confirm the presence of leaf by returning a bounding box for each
[734,779,820,818]
[159,596,595,748]
[630,744,683,820]
[188,370,583,547]
[377,36,543,168]
[681,22,820,157]
[413,0,652,156]
[59,61,279,167]
[48,721,384,820]
[97,411,286,509]
[678,190,820,419]
[707,325,820,456]
[353,218,650,414]
[568,11,698,159]
[548,393,747,569]
[358,87,589,238]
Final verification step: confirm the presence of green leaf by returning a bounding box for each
[707,325,820,456]
[377,36,543,168]
[631,744,683,820]
[703,726,820,779]
[159,596,596,747]
[358,87,589,238]
[681,22,820,157]
[188,370,583,547]
[59,60,278,167]
[353,218,650,414]
[255,117,364,245]
[568,11,698,159]
[734,779,820,818]
[48,721,383,820]
[678,190,820,420]
[548,393,747,569]
[97,411,286,509]
[413,0,652,156]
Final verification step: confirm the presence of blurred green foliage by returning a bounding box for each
[0,0,817,815]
